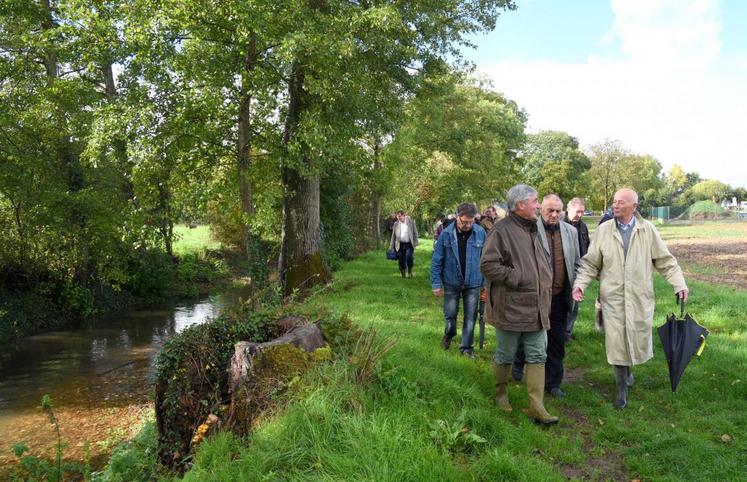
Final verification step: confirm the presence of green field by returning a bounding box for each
[178,235,747,481]
[173,225,223,255]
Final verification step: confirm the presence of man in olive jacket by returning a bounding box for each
[572,188,688,409]
[480,184,558,425]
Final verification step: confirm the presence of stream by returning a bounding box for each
[0,286,248,471]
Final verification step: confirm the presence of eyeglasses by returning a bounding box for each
[457,216,474,226]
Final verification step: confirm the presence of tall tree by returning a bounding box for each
[521,130,591,202]
[587,140,628,211]
[384,74,526,220]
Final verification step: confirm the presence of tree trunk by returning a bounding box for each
[370,139,383,246]
[279,60,331,296]
[40,0,58,84]
[236,35,268,295]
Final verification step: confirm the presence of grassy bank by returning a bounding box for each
[175,241,747,481]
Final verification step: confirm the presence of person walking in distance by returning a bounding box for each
[390,210,419,278]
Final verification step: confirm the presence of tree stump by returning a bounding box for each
[227,324,327,431]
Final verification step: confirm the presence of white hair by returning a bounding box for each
[507,184,537,211]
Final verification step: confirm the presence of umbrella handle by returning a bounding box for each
[676,294,685,318]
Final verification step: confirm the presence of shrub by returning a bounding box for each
[153,308,279,469]
[128,248,174,300]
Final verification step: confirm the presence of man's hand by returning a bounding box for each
[433,288,443,297]
[572,287,585,302]
[677,288,689,302]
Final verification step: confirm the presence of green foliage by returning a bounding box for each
[128,249,175,300]
[10,395,87,482]
[429,412,488,455]
[176,252,230,285]
[320,171,356,270]
[349,327,398,385]
[521,130,591,202]
[92,422,159,482]
[153,306,281,466]
[384,75,527,220]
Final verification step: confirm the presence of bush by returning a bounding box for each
[176,252,230,284]
[128,248,175,300]
[153,307,280,468]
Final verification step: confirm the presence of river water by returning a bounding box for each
[0,287,248,471]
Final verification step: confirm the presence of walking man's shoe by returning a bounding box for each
[613,365,628,409]
[523,364,559,425]
[441,336,452,350]
[548,387,566,398]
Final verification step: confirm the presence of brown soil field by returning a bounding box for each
[666,237,747,289]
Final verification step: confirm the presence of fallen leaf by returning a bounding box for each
[731,379,741,386]
[721,434,732,443]
[638,405,645,412]
[598,418,604,426]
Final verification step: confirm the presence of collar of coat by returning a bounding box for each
[509,211,537,231]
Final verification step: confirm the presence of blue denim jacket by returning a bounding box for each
[430,222,485,289]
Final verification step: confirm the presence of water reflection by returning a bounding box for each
[0,286,249,416]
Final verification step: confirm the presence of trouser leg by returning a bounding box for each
[460,286,479,353]
[512,339,526,381]
[545,296,568,390]
[442,285,459,344]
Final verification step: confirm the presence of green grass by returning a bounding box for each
[178,241,747,481]
[173,225,222,255]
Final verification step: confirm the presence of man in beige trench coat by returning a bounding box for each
[572,188,689,409]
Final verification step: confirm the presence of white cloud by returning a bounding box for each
[479,0,747,188]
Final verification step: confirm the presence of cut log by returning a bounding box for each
[227,324,327,431]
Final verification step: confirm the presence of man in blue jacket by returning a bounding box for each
[431,202,486,357]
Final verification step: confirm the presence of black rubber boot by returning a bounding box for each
[511,363,524,382]
[613,365,628,409]
[400,268,406,278]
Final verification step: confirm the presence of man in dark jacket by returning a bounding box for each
[480,184,558,425]
[431,203,486,357]
[389,210,419,278]
[563,197,590,340]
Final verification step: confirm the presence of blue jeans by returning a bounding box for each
[443,285,480,352]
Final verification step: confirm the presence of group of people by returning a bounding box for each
[396,184,688,426]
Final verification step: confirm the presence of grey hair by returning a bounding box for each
[506,184,538,212]
[456,202,478,217]
[542,193,563,205]
[567,197,585,209]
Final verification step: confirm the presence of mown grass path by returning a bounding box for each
[182,242,747,481]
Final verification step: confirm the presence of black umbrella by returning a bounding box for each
[657,296,709,397]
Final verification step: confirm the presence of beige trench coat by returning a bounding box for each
[573,213,687,366]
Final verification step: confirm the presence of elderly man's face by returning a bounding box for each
[485,207,496,220]
[515,195,539,221]
[567,203,584,223]
[541,197,563,226]
[612,190,637,221]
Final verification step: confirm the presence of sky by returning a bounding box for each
[464,0,747,189]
